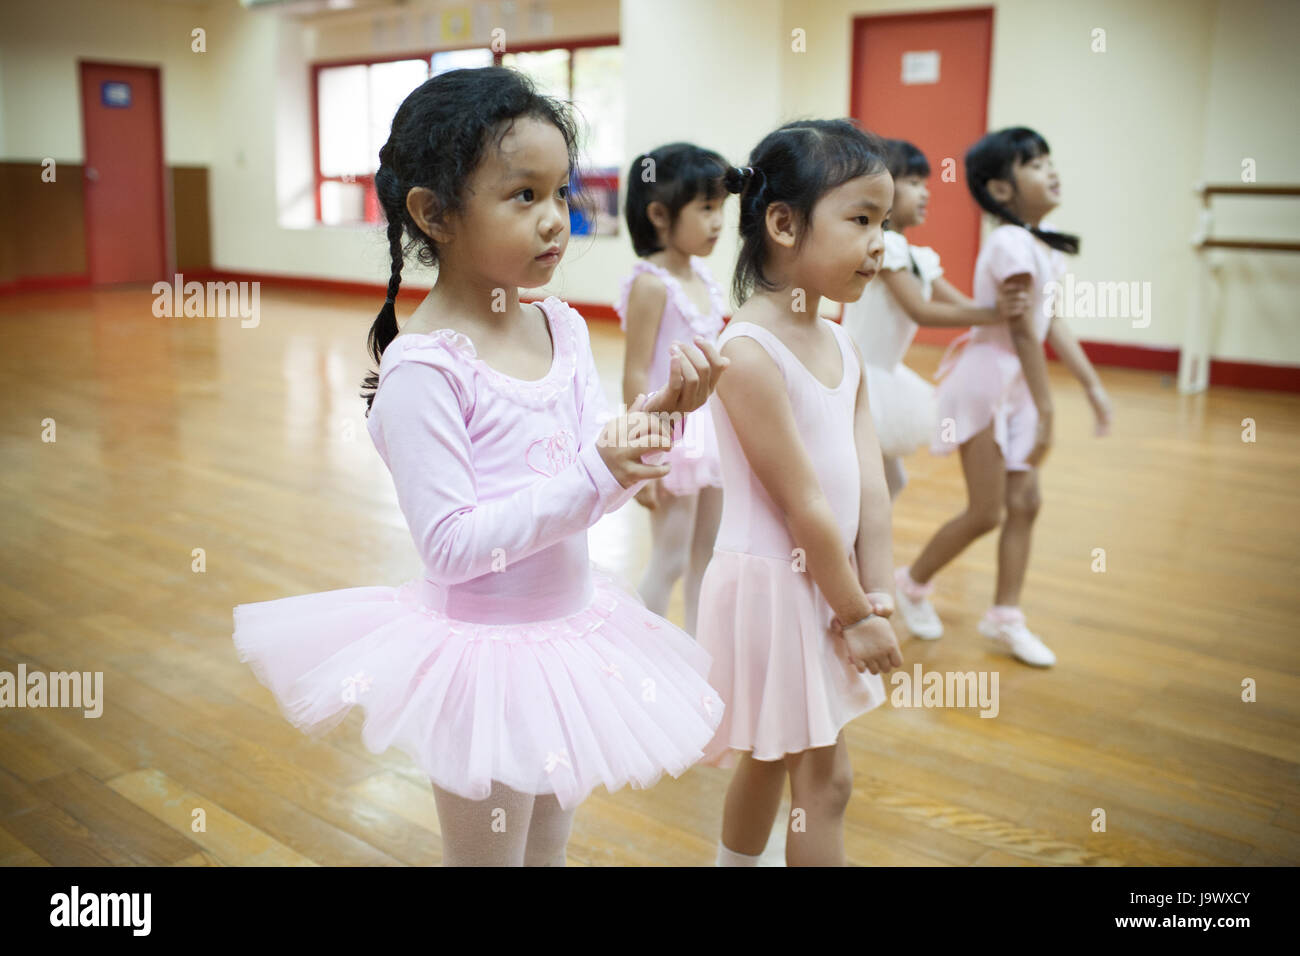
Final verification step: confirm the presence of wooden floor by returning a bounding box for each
[2,283,1298,866]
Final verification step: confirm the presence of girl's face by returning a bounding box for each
[453,114,571,287]
[890,173,929,229]
[668,192,726,257]
[796,170,893,303]
[1008,151,1060,220]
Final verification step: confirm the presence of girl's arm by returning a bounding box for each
[377,357,642,586]
[1047,315,1113,434]
[848,339,895,600]
[1046,315,1101,390]
[930,276,975,307]
[1004,273,1054,464]
[880,269,1000,327]
[714,334,877,628]
[621,273,667,407]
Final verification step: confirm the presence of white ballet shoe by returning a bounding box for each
[978,608,1056,667]
[894,566,943,640]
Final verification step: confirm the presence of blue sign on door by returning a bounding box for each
[101,81,132,108]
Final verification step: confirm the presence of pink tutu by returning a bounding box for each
[660,395,723,497]
[696,549,886,767]
[233,563,723,810]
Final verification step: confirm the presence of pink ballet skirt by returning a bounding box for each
[233,562,721,811]
[614,256,725,497]
[233,296,724,810]
[696,319,887,767]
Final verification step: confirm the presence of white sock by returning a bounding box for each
[716,842,762,866]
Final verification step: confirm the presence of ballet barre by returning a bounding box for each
[1180,183,1300,393]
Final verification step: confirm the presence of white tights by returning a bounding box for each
[638,485,723,635]
[431,780,576,867]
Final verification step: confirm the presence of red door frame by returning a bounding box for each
[849,6,994,307]
[78,60,171,286]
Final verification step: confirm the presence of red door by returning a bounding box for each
[79,62,169,285]
[851,8,993,343]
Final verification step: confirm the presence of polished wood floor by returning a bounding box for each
[1,284,1297,866]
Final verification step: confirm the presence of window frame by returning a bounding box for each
[310,35,620,226]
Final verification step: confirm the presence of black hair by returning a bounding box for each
[722,119,890,306]
[965,126,1079,254]
[624,143,729,257]
[883,138,930,180]
[360,66,582,413]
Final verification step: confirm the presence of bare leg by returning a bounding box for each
[522,792,577,867]
[882,455,907,501]
[908,424,1006,585]
[784,731,854,867]
[637,488,697,617]
[683,485,723,636]
[995,468,1041,606]
[432,780,534,867]
[720,752,788,856]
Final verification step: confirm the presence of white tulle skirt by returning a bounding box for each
[863,361,939,458]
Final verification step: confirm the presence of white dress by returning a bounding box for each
[840,230,942,458]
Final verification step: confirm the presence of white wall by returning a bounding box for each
[1,0,1295,364]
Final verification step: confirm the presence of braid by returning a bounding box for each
[385,218,404,304]
[361,200,404,415]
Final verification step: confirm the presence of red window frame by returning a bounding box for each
[311,35,620,225]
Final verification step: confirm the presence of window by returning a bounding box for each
[313,40,622,236]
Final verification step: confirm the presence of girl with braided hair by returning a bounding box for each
[232,66,730,866]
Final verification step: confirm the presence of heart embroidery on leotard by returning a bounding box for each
[525,428,577,476]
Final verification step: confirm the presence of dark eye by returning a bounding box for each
[856,215,872,226]
[558,184,570,201]
[882,218,892,230]
[517,188,534,202]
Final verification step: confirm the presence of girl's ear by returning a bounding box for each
[986,177,1014,205]
[646,200,671,239]
[763,201,799,249]
[407,186,453,244]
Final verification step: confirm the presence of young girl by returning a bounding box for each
[893,127,1113,664]
[615,142,730,636]
[840,138,1031,499]
[231,66,731,867]
[695,120,903,867]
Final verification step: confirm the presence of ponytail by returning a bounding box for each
[727,119,890,306]
[973,184,1080,255]
[965,127,1080,255]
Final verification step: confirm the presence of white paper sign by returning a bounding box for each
[901,50,940,85]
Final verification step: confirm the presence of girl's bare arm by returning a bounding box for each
[621,273,667,407]
[881,269,1000,328]
[848,338,895,599]
[715,334,876,627]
